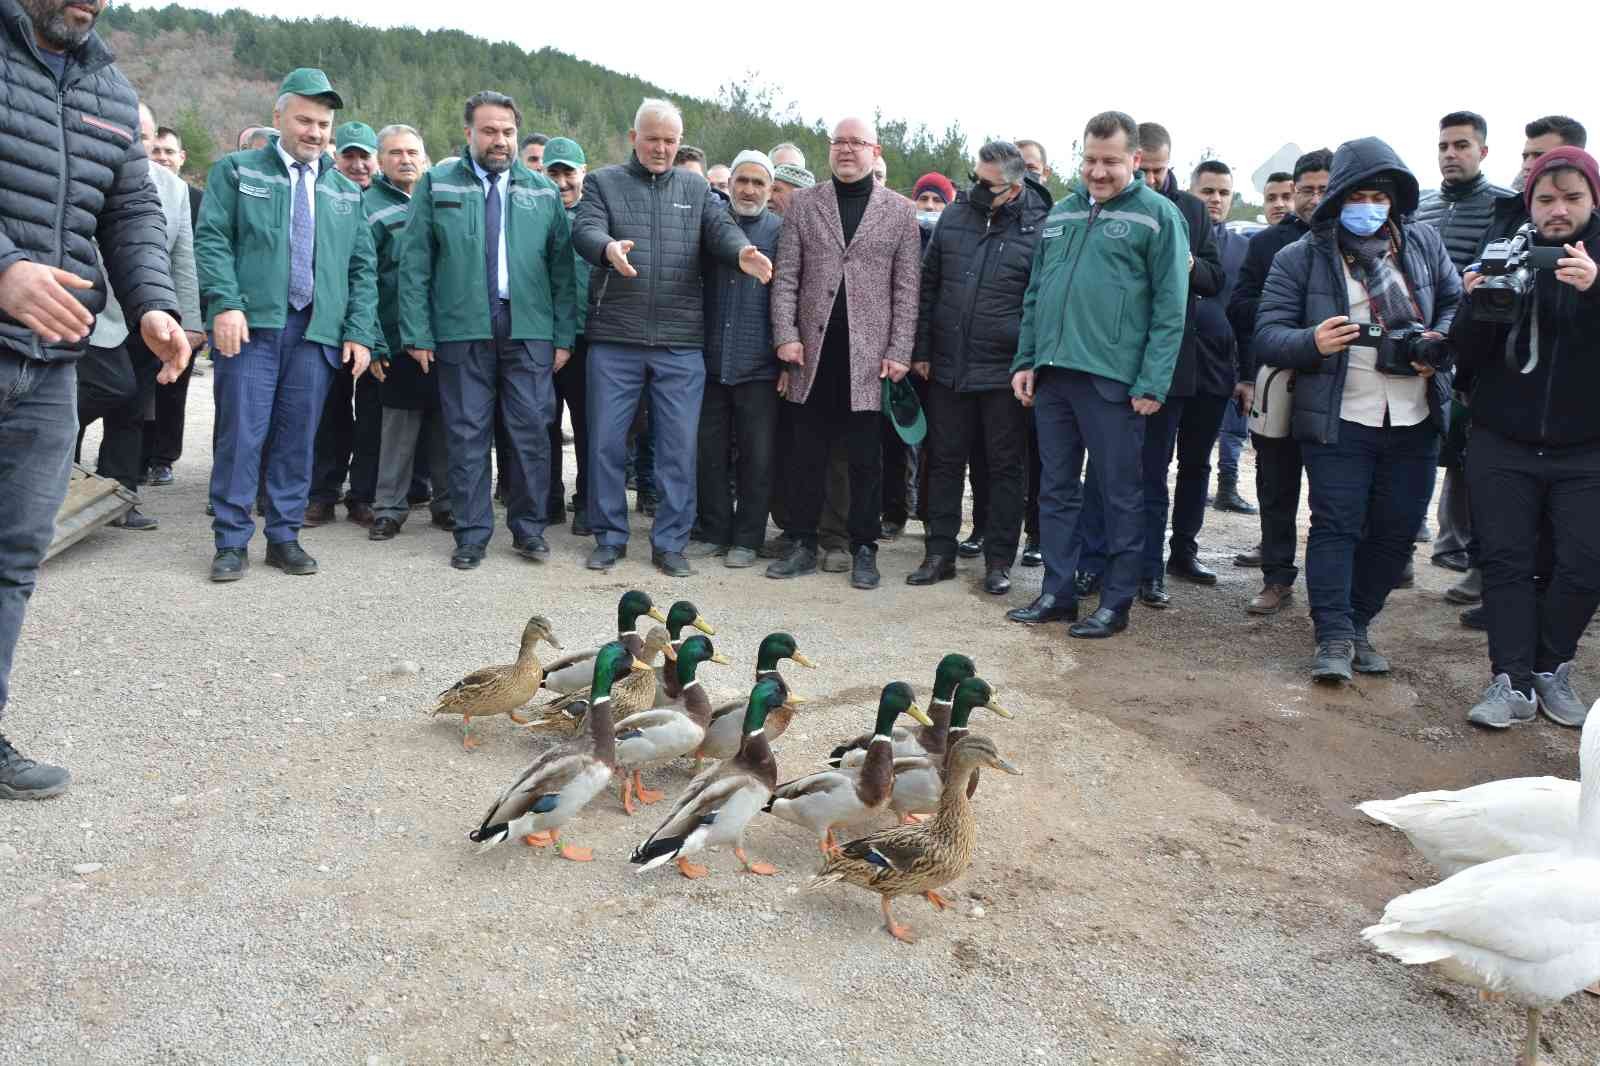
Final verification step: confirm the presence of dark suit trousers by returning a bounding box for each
[550,336,588,516]
[923,381,1024,565]
[437,303,554,548]
[1077,398,1184,581]
[1033,368,1145,612]
[76,342,145,493]
[1253,432,1304,587]
[1169,391,1230,561]
[785,394,882,553]
[311,362,382,504]
[697,379,777,549]
[144,357,193,467]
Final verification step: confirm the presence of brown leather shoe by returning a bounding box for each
[302,500,336,527]
[1247,583,1294,616]
[345,500,376,528]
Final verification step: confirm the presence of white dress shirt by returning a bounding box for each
[1339,261,1429,428]
[470,157,511,300]
[277,141,320,227]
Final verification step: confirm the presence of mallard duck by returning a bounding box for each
[1363,700,1600,1065]
[540,590,667,696]
[887,677,1012,822]
[829,653,977,767]
[805,734,1022,943]
[526,624,676,734]
[699,632,816,762]
[764,682,932,852]
[1358,777,1578,879]
[655,600,716,705]
[429,615,561,749]
[613,634,731,814]
[467,642,650,862]
[631,677,788,879]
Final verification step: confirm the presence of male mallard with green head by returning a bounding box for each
[540,590,667,695]
[468,642,651,861]
[613,634,731,813]
[655,600,716,704]
[806,734,1022,943]
[829,653,976,767]
[699,632,816,762]
[429,615,561,749]
[887,677,1012,822]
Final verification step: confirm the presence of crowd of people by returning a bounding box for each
[1,0,1597,800]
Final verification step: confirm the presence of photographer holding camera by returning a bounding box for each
[1451,146,1600,730]
[1256,138,1461,683]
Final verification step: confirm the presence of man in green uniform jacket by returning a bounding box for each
[1007,110,1189,639]
[194,67,378,582]
[542,136,592,535]
[397,90,575,570]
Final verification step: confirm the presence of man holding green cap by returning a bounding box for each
[541,136,593,536]
[305,117,383,530]
[195,67,379,582]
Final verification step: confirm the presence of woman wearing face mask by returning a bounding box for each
[1255,137,1463,684]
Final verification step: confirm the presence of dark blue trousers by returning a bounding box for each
[0,352,76,717]
[1076,397,1184,581]
[1301,419,1439,642]
[210,305,336,549]
[1033,368,1146,613]
[587,342,704,553]
[1218,398,1248,478]
[436,304,555,549]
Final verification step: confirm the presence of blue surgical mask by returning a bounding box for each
[916,210,942,227]
[1340,202,1390,236]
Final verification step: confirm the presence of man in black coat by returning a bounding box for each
[907,142,1050,596]
[0,0,189,799]
[1072,122,1222,608]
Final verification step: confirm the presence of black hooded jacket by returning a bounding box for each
[1449,212,1600,448]
[0,0,177,363]
[914,177,1052,393]
[1155,172,1223,399]
[1227,213,1311,379]
[1255,137,1462,445]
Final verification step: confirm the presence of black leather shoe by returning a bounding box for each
[1166,554,1217,586]
[451,544,486,570]
[1431,550,1470,573]
[1020,541,1043,568]
[653,549,692,577]
[515,535,551,561]
[906,554,956,586]
[1234,544,1263,567]
[265,540,318,575]
[1006,593,1077,624]
[209,548,247,582]
[766,544,818,579]
[431,512,456,532]
[369,517,401,541]
[1395,558,1416,589]
[587,544,626,571]
[145,463,174,486]
[111,506,159,531]
[1068,607,1129,639]
[1460,605,1488,631]
[1138,578,1171,608]
[850,546,880,590]
[570,514,592,537]
[1073,569,1102,598]
[302,500,335,527]
[0,732,70,800]
[957,533,985,558]
[983,565,1011,595]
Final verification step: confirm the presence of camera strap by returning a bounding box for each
[1505,295,1540,375]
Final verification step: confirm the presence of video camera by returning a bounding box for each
[1349,323,1450,376]
[1474,224,1565,324]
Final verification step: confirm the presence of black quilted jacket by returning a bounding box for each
[571,155,749,348]
[702,204,782,385]
[0,0,176,362]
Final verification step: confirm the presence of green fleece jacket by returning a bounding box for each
[194,145,378,349]
[1011,176,1190,402]
[396,157,575,351]
[363,174,410,359]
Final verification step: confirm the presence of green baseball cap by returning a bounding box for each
[542,137,586,170]
[881,377,926,446]
[335,121,378,156]
[277,67,343,110]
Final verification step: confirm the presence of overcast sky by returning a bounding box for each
[129,0,1595,193]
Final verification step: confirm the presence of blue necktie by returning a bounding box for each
[484,171,502,304]
[288,162,314,310]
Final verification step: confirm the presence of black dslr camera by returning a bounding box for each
[1475,224,1565,324]
[1350,323,1449,376]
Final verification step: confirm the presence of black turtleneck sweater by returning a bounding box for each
[813,174,876,409]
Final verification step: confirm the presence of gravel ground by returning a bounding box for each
[3,374,1598,1065]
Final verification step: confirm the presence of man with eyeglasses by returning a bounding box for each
[768,117,921,591]
[1226,147,1332,616]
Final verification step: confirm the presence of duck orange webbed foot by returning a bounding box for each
[735,847,777,875]
[522,831,554,847]
[881,896,916,943]
[633,772,665,805]
[923,890,950,910]
[675,856,710,879]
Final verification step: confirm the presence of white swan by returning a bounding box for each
[1358,777,1579,877]
[1362,700,1600,1065]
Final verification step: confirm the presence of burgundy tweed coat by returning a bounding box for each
[769,181,922,411]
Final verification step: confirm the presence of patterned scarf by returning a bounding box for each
[1338,226,1420,330]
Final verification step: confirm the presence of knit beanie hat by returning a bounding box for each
[1524,146,1600,212]
[773,163,815,189]
[913,172,956,205]
[730,149,774,182]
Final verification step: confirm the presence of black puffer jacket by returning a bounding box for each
[1155,172,1222,399]
[703,204,782,386]
[1415,173,1513,271]
[1227,214,1310,379]
[0,0,175,363]
[572,156,749,348]
[1256,137,1462,445]
[915,178,1052,393]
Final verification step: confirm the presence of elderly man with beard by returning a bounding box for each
[399,91,574,571]
[0,0,190,797]
[687,151,785,568]
[572,97,771,577]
